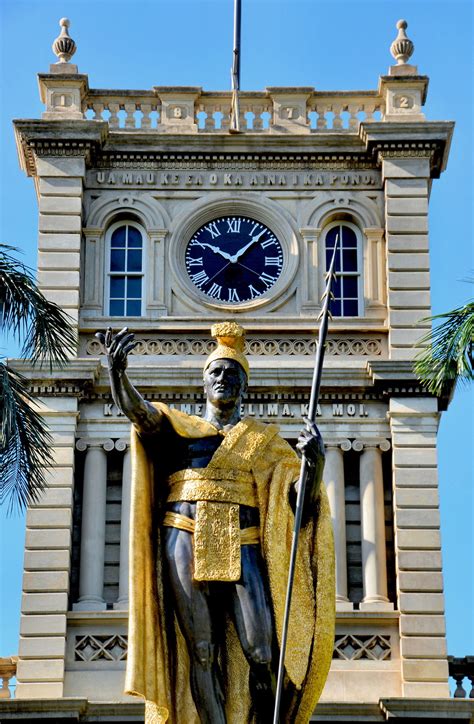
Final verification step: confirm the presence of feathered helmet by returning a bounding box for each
[203,321,249,379]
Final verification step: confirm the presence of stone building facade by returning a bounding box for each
[5,17,471,723]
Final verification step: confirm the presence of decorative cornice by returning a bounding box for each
[7,358,102,396]
[359,120,455,177]
[13,119,108,177]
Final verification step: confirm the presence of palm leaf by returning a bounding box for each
[0,363,54,513]
[0,244,76,368]
[414,300,474,396]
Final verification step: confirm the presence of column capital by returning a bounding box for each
[299,226,322,243]
[75,438,114,452]
[115,439,130,452]
[363,226,385,242]
[353,439,391,452]
[324,438,352,452]
[148,229,168,242]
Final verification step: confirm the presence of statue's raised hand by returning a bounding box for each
[95,327,138,374]
[296,418,325,469]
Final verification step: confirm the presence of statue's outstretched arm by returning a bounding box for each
[96,327,164,434]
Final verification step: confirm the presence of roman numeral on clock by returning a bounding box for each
[260,237,277,249]
[265,256,282,267]
[248,284,259,299]
[207,283,222,299]
[204,221,221,239]
[189,270,209,287]
[187,257,203,267]
[259,272,278,288]
[227,288,240,302]
[226,218,241,233]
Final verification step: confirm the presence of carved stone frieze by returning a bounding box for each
[85,335,383,358]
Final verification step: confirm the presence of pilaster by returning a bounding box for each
[36,155,86,335]
[388,397,450,698]
[16,397,79,699]
[381,153,432,360]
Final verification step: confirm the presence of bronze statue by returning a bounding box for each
[98,322,335,724]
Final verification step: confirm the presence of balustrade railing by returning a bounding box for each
[448,656,474,698]
[85,90,161,129]
[81,89,384,132]
[0,657,17,699]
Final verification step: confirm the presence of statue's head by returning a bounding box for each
[203,322,248,407]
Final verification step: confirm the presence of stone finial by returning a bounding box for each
[390,19,414,65]
[52,18,77,63]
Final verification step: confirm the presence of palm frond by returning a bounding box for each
[0,244,76,368]
[0,362,54,513]
[414,300,474,396]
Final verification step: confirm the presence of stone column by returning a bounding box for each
[73,440,110,611]
[324,441,352,610]
[114,442,132,610]
[356,440,393,611]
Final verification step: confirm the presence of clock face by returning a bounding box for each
[184,216,284,304]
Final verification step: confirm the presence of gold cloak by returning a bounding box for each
[125,404,335,723]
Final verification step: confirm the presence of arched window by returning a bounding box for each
[325,222,362,317]
[106,222,144,317]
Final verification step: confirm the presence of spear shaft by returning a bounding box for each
[230,0,242,133]
[273,234,339,723]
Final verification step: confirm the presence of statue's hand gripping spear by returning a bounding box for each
[273,234,339,723]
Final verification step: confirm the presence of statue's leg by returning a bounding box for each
[164,526,226,724]
[230,544,276,723]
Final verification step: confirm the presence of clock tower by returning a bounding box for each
[5,15,469,723]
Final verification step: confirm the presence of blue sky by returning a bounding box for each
[1,0,473,664]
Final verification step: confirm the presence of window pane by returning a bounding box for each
[342,276,358,298]
[332,277,342,298]
[126,300,141,316]
[326,226,339,249]
[110,299,124,316]
[326,247,342,273]
[341,226,357,248]
[343,299,359,316]
[127,249,142,272]
[111,227,126,248]
[111,249,126,271]
[329,298,341,316]
[127,277,142,299]
[110,276,125,298]
[128,227,142,248]
[342,249,358,271]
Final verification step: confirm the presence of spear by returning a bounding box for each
[229,0,241,133]
[273,233,339,723]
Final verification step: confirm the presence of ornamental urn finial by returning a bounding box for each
[52,17,77,63]
[390,19,414,65]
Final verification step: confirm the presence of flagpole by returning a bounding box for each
[230,0,241,133]
[273,234,339,723]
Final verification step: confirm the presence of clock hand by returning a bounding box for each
[194,241,233,261]
[230,229,267,262]
[235,260,262,278]
[206,261,231,285]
